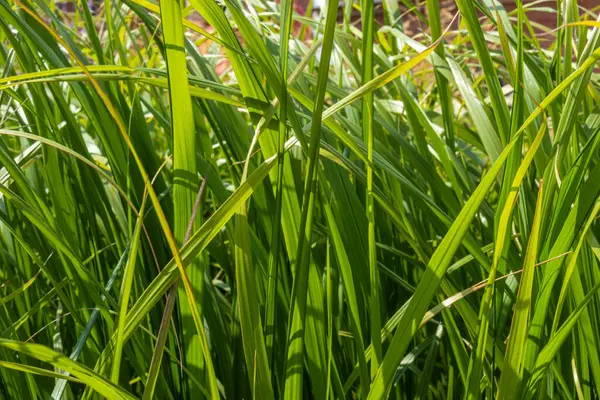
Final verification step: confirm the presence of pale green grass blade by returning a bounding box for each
[159,0,214,396]
[455,0,510,144]
[264,0,294,373]
[361,0,382,379]
[0,360,83,383]
[447,57,502,161]
[320,43,438,122]
[497,179,545,399]
[234,203,275,399]
[233,135,276,399]
[0,340,138,400]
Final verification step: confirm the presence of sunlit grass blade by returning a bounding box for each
[0,340,138,400]
[497,179,545,399]
[361,0,382,380]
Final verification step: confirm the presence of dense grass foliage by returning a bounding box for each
[2,0,600,398]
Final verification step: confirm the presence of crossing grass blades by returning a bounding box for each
[0,0,600,398]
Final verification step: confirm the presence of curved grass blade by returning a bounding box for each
[0,361,82,383]
[0,340,138,400]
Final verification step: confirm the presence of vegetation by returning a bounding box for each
[1,0,600,398]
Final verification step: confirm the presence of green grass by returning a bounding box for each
[1,0,600,398]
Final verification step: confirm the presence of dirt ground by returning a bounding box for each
[367,0,597,35]
[294,0,600,36]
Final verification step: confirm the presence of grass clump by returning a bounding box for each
[0,0,600,398]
